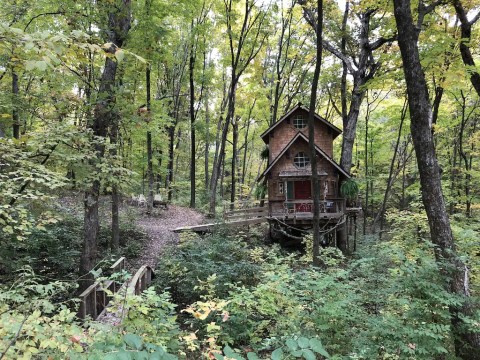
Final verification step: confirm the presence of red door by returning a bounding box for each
[294,180,312,212]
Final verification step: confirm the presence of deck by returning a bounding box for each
[173,199,359,233]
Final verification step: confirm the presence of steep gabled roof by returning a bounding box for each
[259,132,350,180]
[260,103,342,143]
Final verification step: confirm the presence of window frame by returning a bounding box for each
[292,114,307,129]
[293,151,311,169]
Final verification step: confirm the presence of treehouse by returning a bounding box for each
[259,103,351,243]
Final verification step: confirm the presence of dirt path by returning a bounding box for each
[131,205,205,270]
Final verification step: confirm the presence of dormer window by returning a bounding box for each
[292,114,307,129]
[293,152,310,168]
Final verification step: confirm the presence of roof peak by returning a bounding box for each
[260,104,342,143]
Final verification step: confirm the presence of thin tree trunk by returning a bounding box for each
[205,92,210,190]
[393,0,480,356]
[110,119,120,251]
[12,70,19,139]
[452,0,480,97]
[307,0,323,265]
[230,117,238,207]
[373,98,408,233]
[146,65,154,213]
[189,24,196,208]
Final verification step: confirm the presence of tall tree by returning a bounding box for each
[393,0,480,356]
[299,1,395,173]
[307,0,323,265]
[209,0,268,213]
[80,0,132,289]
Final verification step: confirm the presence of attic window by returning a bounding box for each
[292,115,307,129]
[293,152,310,168]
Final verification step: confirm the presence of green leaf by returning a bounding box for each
[309,339,330,358]
[286,339,298,351]
[302,349,316,360]
[297,337,309,349]
[271,348,284,360]
[106,352,131,360]
[36,61,48,71]
[247,353,260,360]
[133,351,149,360]
[224,345,244,360]
[124,333,143,350]
[115,49,125,63]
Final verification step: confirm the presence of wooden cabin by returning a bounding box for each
[259,103,350,243]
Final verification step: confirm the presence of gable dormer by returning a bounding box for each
[260,103,341,161]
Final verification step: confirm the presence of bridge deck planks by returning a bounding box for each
[173,217,268,233]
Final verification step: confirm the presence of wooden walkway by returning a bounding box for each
[174,200,269,233]
[173,216,267,233]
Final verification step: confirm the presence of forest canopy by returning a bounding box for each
[0,0,480,359]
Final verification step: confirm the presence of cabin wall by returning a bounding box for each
[267,140,340,215]
[268,108,334,161]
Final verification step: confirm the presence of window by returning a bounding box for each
[292,115,307,129]
[293,152,310,168]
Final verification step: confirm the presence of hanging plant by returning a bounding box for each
[254,183,267,200]
[260,145,269,160]
[340,179,359,201]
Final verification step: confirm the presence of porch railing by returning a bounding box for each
[280,198,345,217]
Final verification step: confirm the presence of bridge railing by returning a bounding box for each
[78,257,126,320]
[127,265,154,295]
[223,200,269,221]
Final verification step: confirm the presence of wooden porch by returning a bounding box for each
[270,198,345,221]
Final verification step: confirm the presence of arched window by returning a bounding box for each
[292,114,307,129]
[293,152,310,168]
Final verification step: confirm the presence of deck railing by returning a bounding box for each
[276,198,345,218]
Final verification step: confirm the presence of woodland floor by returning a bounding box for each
[56,193,205,271]
[131,205,205,270]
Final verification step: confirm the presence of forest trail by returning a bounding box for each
[131,205,205,270]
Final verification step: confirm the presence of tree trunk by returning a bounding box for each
[110,118,120,251]
[230,117,238,207]
[393,0,480,356]
[146,131,153,213]
[204,93,210,191]
[307,0,323,265]
[80,0,131,291]
[189,28,196,208]
[12,69,19,139]
[452,0,480,97]
[146,65,154,214]
[373,99,407,233]
[166,124,175,201]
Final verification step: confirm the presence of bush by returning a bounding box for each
[154,230,273,306]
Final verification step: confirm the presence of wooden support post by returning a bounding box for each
[353,214,357,252]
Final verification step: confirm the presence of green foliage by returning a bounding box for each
[154,231,266,306]
[340,179,359,201]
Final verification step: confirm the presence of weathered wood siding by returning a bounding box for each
[268,108,334,162]
[267,138,340,214]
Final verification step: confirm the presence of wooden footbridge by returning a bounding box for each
[173,200,269,233]
[78,257,154,322]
